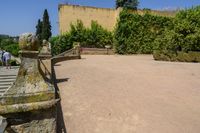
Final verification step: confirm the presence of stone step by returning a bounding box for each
[0,77,14,79]
[0,76,16,80]
[0,88,7,93]
[0,86,9,90]
[0,67,19,96]
[0,73,17,77]
[0,77,16,79]
[0,74,17,75]
[0,82,13,86]
[0,79,14,82]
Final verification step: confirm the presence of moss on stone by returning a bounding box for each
[0,99,58,115]
[0,92,55,105]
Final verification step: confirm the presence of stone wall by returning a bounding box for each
[58,4,176,34]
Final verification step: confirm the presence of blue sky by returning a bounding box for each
[0,0,200,36]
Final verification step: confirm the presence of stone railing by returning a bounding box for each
[81,47,114,55]
[51,44,81,64]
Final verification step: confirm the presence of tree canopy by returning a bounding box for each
[36,9,52,42]
[42,9,52,41]
[36,19,43,42]
[116,0,139,10]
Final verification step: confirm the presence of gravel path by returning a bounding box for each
[55,55,200,133]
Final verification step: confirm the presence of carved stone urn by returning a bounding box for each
[0,33,57,133]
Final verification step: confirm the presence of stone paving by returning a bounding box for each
[0,66,19,96]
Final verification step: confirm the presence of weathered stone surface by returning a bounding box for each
[40,40,51,55]
[0,51,55,108]
[0,116,7,133]
[6,52,50,94]
[18,33,39,51]
[0,99,58,114]
[4,107,56,133]
[0,33,57,133]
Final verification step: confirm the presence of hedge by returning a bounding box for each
[153,51,200,62]
[153,6,200,62]
[114,9,173,54]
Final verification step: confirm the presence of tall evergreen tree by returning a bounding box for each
[116,0,139,10]
[41,9,52,41]
[36,19,43,42]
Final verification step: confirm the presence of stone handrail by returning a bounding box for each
[51,45,81,64]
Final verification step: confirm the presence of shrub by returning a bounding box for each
[114,9,173,54]
[155,6,200,53]
[153,6,200,62]
[84,21,113,48]
[153,50,177,61]
[9,59,19,66]
[50,34,73,56]
[0,36,20,57]
[50,20,113,55]
[154,51,200,62]
[3,43,20,57]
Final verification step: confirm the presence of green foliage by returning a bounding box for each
[116,0,139,10]
[115,9,173,54]
[69,20,87,44]
[155,6,200,52]
[84,21,113,48]
[153,6,200,62]
[0,37,15,48]
[50,34,73,56]
[50,20,113,55]
[3,43,19,57]
[153,50,200,62]
[9,59,19,66]
[41,9,52,41]
[0,36,19,57]
[36,19,43,42]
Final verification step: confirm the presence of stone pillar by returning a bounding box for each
[73,42,81,59]
[0,33,57,133]
[38,40,52,82]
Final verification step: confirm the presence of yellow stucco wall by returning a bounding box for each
[59,4,176,34]
[59,4,119,34]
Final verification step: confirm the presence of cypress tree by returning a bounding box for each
[36,19,43,42]
[41,9,52,41]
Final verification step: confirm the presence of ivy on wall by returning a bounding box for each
[114,9,173,54]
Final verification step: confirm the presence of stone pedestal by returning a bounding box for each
[0,33,57,133]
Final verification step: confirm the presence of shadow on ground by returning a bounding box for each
[56,78,69,83]
[52,65,68,133]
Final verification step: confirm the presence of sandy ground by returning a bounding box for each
[55,55,200,133]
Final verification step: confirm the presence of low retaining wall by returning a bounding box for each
[81,48,114,55]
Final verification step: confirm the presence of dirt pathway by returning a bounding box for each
[55,55,200,133]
